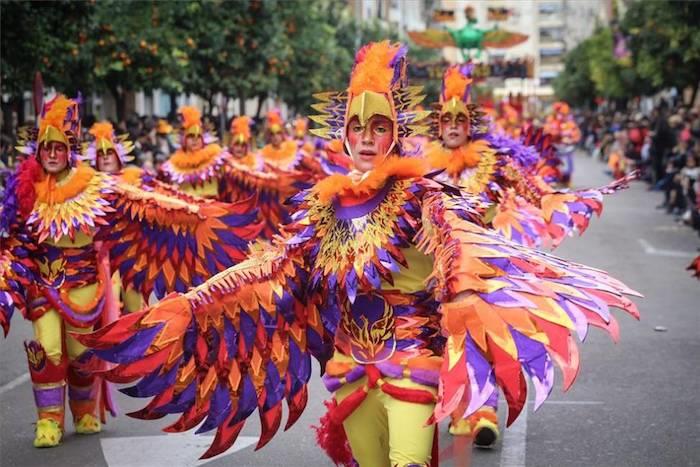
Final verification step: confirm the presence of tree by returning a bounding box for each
[0,1,93,131]
[553,41,595,107]
[87,0,189,121]
[622,0,700,103]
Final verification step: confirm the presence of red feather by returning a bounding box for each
[16,156,42,218]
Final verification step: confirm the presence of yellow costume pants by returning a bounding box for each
[336,376,436,467]
[33,310,91,365]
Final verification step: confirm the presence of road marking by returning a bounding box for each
[101,433,258,467]
[500,404,528,467]
[637,238,696,258]
[531,400,603,405]
[0,373,29,395]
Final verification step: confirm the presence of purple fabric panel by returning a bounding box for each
[34,386,65,409]
[68,384,97,402]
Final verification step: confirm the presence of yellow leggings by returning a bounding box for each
[32,310,92,365]
[336,376,436,467]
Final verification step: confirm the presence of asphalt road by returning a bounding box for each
[1,152,699,467]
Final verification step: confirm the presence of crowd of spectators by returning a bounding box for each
[577,100,700,237]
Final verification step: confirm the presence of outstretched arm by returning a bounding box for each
[418,190,640,426]
[75,233,328,459]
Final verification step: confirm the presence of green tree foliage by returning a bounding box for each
[553,41,595,107]
[555,0,700,106]
[0,0,424,125]
[622,0,700,94]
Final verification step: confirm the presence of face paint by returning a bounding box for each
[346,115,394,173]
[39,141,69,175]
[269,131,284,148]
[185,135,204,152]
[230,141,248,158]
[440,112,470,149]
[96,148,121,173]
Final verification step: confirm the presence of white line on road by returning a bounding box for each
[0,373,29,396]
[531,400,603,405]
[500,405,528,467]
[638,238,696,259]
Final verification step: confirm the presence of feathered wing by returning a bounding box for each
[221,160,299,239]
[407,29,456,48]
[0,234,36,336]
[104,181,262,299]
[76,238,328,459]
[488,189,549,248]
[539,172,637,247]
[417,190,641,426]
[482,29,529,49]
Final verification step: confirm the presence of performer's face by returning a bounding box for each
[346,115,394,173]
[441,112,470,149]
[39,141,69,174]
[230,141,248,158]
[96,148,121,173]
[185,135,203,152]
[269,131,284,148]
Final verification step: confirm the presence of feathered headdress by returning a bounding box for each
[310,41,430,154]
[430,63,487,139]
[293,117,308,138]
[230,116,252,144]
[82,121,134,168]
[266,109,285,134]
[177,106,217,145]
[16,94,82,166]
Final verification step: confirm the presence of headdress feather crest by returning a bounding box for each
[441,63,474,104]
[230,116,252,143]
[179,106,202,130]
[177,106,217,144]
[348,41,407,95]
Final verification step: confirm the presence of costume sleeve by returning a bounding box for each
[103,181,262,299]
[497,154,636,248]
[76,234,327,459]
[0,234,36,336]
[487,188,549,248]
[222,160,299,238]
[417,190,641,426]
[539,172,636,247]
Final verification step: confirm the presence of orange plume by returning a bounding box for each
[230,116,252,141]
[266,110,283,127]
[179,106,202,129]
[89,122,115,142]
[348,41,404,95]
[443,66,473,102]
[40,95,73,135]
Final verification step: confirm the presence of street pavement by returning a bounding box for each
[1,152,699,467]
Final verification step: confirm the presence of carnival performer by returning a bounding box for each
[158,106,234,199]
[78,42,641,467]
[259,109,322,182]
[227,115,299,238]
[426,63,635,445]
[83,121,143,314]
[0,95,261,448]
[426,64,633,250]
[543,101,581,183]
[228,115,263,170]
